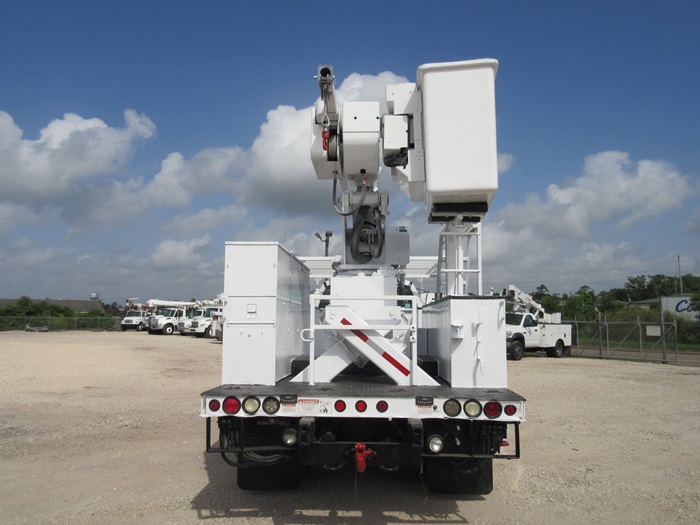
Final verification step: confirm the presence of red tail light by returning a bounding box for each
[208,399,221,412]
[355,400,367,412]
[334,400,346,412]
[223,396,241,414]
[484,401,502,419]
[504,404,517,416]
[376,400,388,413]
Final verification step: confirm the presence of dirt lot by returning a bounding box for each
[1,330,698,524]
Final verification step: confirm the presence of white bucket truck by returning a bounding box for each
[200,59,525,494]
[504,285,572,360]
[120,298,150,331]
[188,303,223,338]
[146,300,196,335]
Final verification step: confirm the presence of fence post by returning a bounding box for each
[674,319,678,363]
[660,309,667,364]
[598,312,603,359]
[638,315,642,359]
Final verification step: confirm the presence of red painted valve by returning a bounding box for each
[354,442,373,473]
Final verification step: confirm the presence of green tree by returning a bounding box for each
[562,287,597,321]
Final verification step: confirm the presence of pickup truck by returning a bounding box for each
[505,311,571,360]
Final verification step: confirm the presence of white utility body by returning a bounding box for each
[201,59,525,494]
[146,299,196,335]
[504,284,572,360]
[120,298,150,332]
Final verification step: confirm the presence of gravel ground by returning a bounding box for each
[1,330,698,524]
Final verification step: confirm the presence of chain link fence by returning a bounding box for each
[568,317,700,364]
[0,316,121,332]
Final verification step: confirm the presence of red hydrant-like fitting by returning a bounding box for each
[354,443,373,473]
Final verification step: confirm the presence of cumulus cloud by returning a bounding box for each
[498,153,515,174]
[150,236,212,269]
[495,151,693,239]
[164,205,249,237]
[478,152,696,292]
[1,68,697,303]
[141,147,245,209]
[0,110,154,201]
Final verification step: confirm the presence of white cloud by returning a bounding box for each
[141,146,245,209]
[150,236,212,269]
[0,69,698,304]
[0,109,155,203]
[495,151,693,239]
[498,153,515,173]
[164,205,249,237]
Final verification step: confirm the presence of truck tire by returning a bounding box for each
[546,339,565,358]
[509,340,524,361]
[163,324,174,336]
[121,326,127,332]
[137,323,145,332]
[424,457,493,494]
[237,454,302,490]
[204,326,213,339]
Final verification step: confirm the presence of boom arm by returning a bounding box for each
[505,285,546,318]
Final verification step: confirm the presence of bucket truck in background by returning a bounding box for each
[200,59,525,494]
[146,299,197,335]
[504,285,572,360]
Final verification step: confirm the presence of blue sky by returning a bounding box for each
[1,0,698,305]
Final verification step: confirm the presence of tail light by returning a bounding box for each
[504,404,517,416]
[355,400,367,412]
[376,400,388,413]
[334,400,346,412]
[208,399,221,412]
[222,396,241,414]
[483,401,502,419]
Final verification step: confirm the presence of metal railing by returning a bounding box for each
[0,316,121,332]
[567,317,685,364]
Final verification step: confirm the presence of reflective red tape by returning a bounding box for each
[381,351,410,376]
[340,317,368,342]
[340,318,410,376]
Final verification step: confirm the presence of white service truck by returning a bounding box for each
[200,59,525,494]
[146,300,196,335]
[188,304,223,338]
[504,285,572,360]
[120,299,150,331]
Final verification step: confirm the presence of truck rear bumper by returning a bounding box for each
[205,415,521,469]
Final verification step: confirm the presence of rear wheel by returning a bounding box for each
[204,326,213,338]
[546,339,565,358]
[137,323,145,332]
[163,324,174,335]
[121,326,127,332]
[424,457,493,494]
[509,340,524,361]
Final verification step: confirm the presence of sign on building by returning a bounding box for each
[661,296,697,322]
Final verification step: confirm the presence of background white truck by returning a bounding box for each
[504,285,572,360]
[120,298,150,331]
[200,59,525,494]
[146,300,196,335]
[187,304,222,338]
